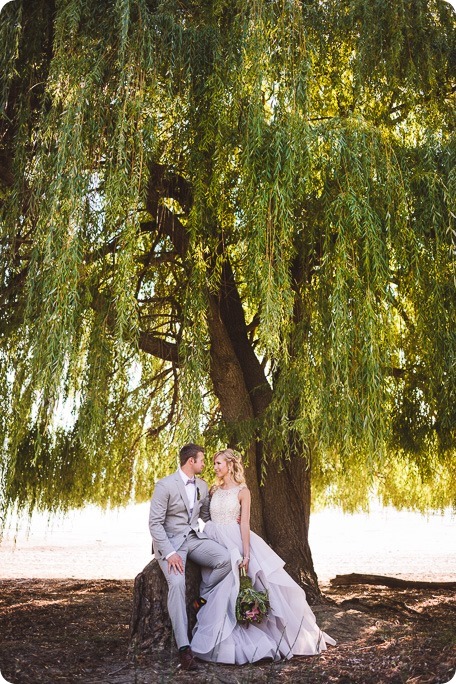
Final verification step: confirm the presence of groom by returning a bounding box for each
[149,443,231,671]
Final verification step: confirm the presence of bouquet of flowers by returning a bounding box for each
[235,567,269,626]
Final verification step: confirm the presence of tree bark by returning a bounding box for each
[260,450,320,603]
[207,293,265,536]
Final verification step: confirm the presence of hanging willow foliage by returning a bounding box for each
[0,0,454,521]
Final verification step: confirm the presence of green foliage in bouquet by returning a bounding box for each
[235,567,269,626]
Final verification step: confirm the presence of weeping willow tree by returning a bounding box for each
[0,0,455,596]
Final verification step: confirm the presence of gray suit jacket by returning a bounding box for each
[148,470,211,559]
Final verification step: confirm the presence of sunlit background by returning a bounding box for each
[1,503,454,584]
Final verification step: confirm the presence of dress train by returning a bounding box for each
[191,486,335,664]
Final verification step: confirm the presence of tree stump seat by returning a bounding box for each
[129,558,202,652]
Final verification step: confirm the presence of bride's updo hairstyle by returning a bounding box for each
[214,448,246,486]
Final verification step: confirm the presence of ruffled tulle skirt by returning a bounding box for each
[191,520,336,664]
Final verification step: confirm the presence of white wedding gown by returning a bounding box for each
[191,485,336,664]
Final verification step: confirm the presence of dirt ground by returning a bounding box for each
[0,578,455,684]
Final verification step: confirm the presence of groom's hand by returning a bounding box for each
[167,553,184,574]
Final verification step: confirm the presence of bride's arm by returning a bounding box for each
[238,487,251,571]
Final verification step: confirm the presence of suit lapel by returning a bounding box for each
[175,470,191,515]
[191,481,203,521]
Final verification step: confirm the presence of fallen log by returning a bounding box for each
[330,573,456,590]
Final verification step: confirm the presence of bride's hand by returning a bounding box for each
[239,556,249,572]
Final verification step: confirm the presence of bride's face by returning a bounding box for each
[213,456,229,480]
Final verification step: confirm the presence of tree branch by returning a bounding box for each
[331,573,456,590]
[148,162,193,213]
[148,365,179,437]
[138,330,179,363]
[90,286,179,364]
[145,165,192,257]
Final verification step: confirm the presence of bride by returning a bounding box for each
[191,448,336,664]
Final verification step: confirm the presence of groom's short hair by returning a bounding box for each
[179,443,204,466]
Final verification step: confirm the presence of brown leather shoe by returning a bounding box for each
[179,646,198,671]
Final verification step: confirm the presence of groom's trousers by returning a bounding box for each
[156,532,231,648]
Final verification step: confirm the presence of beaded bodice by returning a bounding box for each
[210,485,243,524]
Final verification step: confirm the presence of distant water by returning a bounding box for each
[309,504,455,582]
[0,503,454,582]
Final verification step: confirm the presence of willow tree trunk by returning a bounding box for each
[260,448,319,601]
[207,262,321,603]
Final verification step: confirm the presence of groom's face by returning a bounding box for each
[191,452,205,475]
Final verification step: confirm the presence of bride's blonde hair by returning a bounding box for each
[214,448,246,486]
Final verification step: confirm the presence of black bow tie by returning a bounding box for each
[186,478,196,486]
